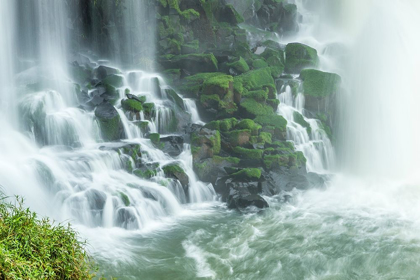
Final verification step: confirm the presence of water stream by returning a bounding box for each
[1,0,420,279]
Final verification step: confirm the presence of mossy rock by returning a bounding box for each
[234,68,275,92]
[119,192,130,206]
[149,133,160,145]
[242,88,268,102]
[121,98,143,113]
[205,118,238,132]
[191,128,221,160]
[165,88,185,110]
[254,115,287,140]
[162,163,189,188]
[239,98,274,118]
[252,59,269,69]
[227,57,250,74]
[293,111,311,135]
[233,146,263,160]
[143,103,156,118]
[160,53,218,74]
[180,72,226,97]
[202,75,234,97]
[266,98,280,109]
[103,74,124,88]
[231,168,262,180]
[258,132,272,144]
[193,155,240,184]
[224,129,251,147]
[299,69,341,97]
[235,119,261,135]
[95,102,125,141]
[285,43,319,73]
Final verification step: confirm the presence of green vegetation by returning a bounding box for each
[233,146,263,160]
[293,111,311,135]
[0,197,97,279]
[285,43,319,73]
[121,99,143,112]
[227,57,250,74]
[300,69,341,97]
[231,168,262,180]
[240,98,274,118]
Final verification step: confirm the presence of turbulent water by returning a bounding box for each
[1,0,420,279]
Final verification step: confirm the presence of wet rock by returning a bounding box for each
[116,207,139,229]
[191,128,221,160]
[162,163,189,189]
[85,189,107,211]
[160,135,184,157]
[285,43,319,73]
[94,102,125,141]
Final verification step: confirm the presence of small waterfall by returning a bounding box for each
[276,85,334,173]
[0,1,215,232]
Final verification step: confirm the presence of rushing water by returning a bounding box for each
[1,0,420,279]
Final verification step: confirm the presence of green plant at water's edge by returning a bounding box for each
[0,196,106,279]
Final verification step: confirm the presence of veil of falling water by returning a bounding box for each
[0,0,215,234]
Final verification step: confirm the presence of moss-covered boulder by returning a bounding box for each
[233,146,263,160]
[224,129,252,147]
[235,119,261,135]
[165,88,185,110]
[95,102,125,141]
[239,98,274,118]
[191,128,221,160]
[162,163,189,188]
[102,74,124,88]
[202,75,233,97]
[285,43,319,73]
[231,168,262,181]
[226,57,250,74]
[159,53,218,74]
[121,98,143,113]
[300,69,341,97]
[293,111,311,135]
[194,156,240,184]
[254,115,287,140]
[205,118,238,132]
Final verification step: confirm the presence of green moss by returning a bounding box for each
[233,146,263,160]
[235,119,261,135]
[300,69,341,97]
[235,68,275,91]
[210,130,221,155]
[266,98,280,109]
[263,154,289,169]
[254,115,287,133]
[252,59,269,69]
[224,129,251,146]
[149,133,160,144]
[203,75,233,96]
[231,168,262,180]
[293,111,312,135]
[103,74,124,88]
[200,94,220,108]
[121,99,143,112]
[119,192,130,206]
[240,98,274,118]
[212,155,240,164]
[242,88,268,102]
[181,72,226,96]
[133,168,158,179]
[0,197,96,279]
[227,57,250,74]
[285,43,319,73]
[143,103,155,116]
[258,132,272,144]
[206,118,238,132]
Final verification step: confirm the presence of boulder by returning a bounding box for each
[285,43,319,73]
[94,102,125,141]
[162,163,189,189]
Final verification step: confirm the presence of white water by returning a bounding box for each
[0,1,214,233]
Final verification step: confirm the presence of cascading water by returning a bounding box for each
[0,0,215,235]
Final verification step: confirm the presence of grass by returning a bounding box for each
[0,196,102,279]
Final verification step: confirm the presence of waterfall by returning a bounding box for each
[337,0,420,180]
[0,0,215,232]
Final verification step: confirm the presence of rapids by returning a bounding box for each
[1,0,420,279]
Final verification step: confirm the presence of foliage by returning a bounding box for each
[0,197,99,279]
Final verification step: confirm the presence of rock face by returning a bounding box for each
[66,0,338,212]
[94,102,125,141]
